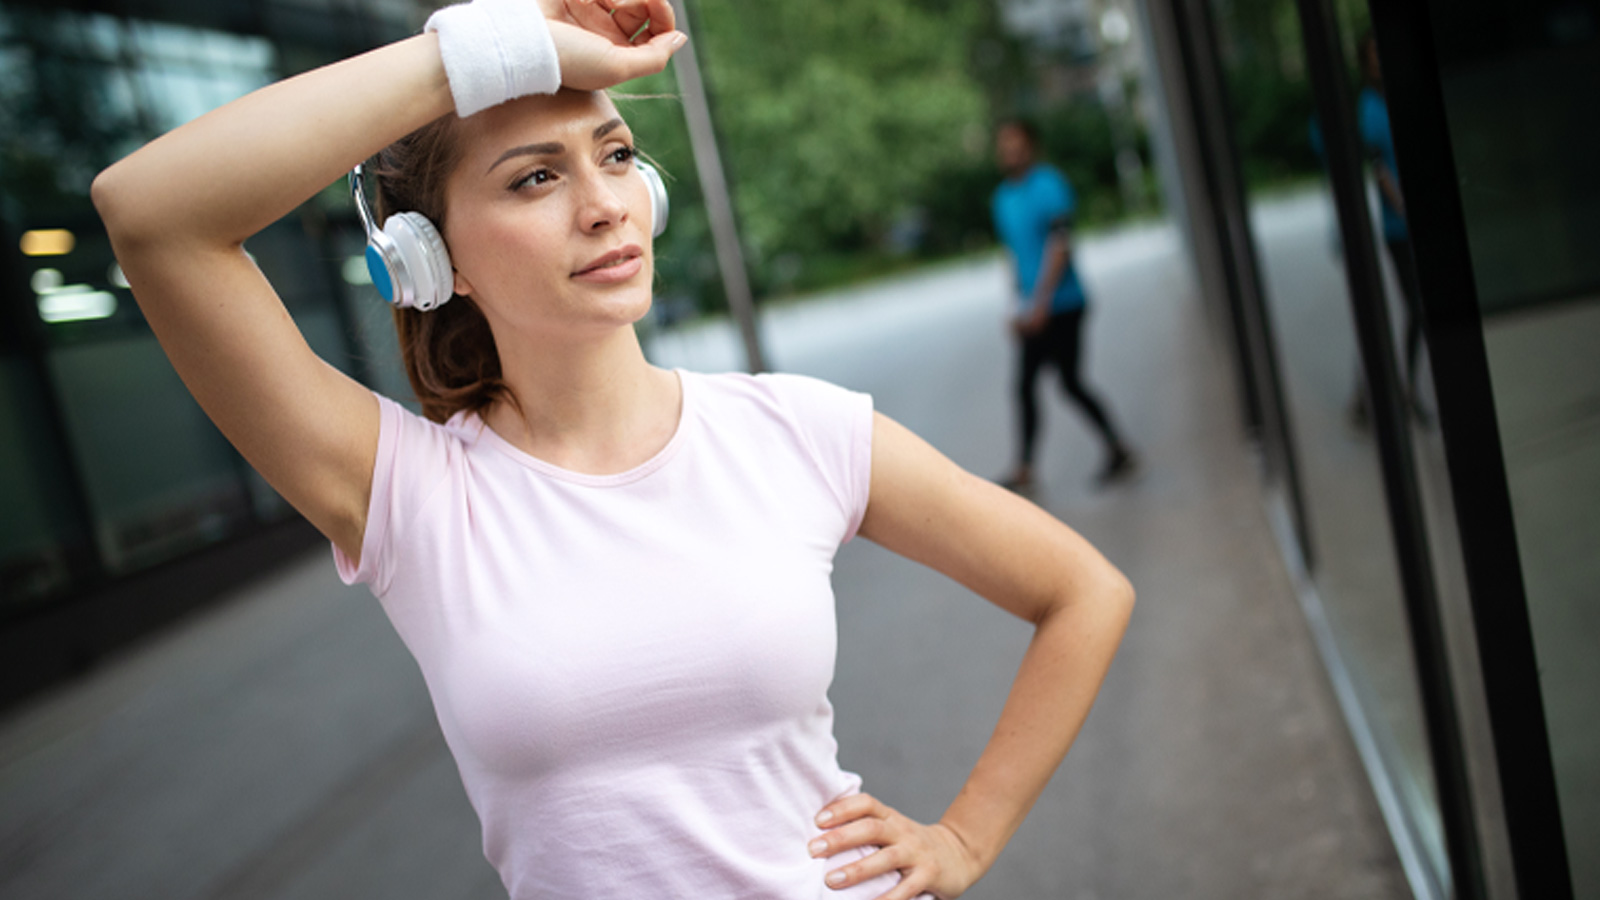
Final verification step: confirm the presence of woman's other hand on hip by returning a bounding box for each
[810,793,984,899]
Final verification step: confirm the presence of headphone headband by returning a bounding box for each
[349,164,380,236]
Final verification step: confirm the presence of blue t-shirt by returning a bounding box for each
[1358,87,1407,241]
[991,164,1087,314]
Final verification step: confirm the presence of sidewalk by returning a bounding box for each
[0,222,1407,899]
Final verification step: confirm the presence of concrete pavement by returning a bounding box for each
[0,219,1407,899]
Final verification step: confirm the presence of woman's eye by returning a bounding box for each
[516,168,553,190]
[609,146,636,165]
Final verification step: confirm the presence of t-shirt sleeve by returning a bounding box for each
[1040,168,1077,225]
[764,374,875,544]
[332,392,455,596]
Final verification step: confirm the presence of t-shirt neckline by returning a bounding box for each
[466,369,694,487]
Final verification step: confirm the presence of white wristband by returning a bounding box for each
[425,0,560,117]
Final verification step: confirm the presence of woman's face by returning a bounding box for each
[442,90,654,344]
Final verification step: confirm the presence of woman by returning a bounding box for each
[91,1,1133,898]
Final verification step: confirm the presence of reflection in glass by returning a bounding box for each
[1205,0,1449,890]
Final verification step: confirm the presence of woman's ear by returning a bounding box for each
[452,266,474,298]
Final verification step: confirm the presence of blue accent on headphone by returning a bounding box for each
[365,245,394,303]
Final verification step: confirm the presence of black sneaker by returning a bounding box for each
[1094,448,1139,487]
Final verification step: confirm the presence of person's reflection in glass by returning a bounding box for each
[1351,30,1432,427]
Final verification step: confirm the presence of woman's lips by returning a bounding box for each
[573,246,643,283]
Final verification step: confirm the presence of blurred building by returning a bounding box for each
[0,0,425,697]
[0,1,1595,899]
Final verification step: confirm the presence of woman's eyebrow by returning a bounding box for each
[484,119,626,175]
[487,141,564,174]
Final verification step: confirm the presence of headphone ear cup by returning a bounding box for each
[638,161,668,238]
[383,212,453,311]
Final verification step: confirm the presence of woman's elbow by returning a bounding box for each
[1037,556,1133,629]
[91,163,140,243]
[1083,557,1135,626]
[1106,564,1136,618]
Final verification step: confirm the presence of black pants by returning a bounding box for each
[1015,308,1123,466]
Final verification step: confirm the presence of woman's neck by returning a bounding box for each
[483,325,682,475]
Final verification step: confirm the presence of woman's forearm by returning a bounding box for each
[93,34,451,248]
[938,571,1134,871]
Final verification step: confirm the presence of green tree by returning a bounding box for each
[690,0,988,266]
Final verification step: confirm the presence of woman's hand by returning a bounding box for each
[810,793,985,899]
[540,0,685,90]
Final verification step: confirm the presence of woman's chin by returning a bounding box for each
[579,284,656,332]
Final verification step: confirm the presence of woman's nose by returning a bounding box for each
[577,174,629,233]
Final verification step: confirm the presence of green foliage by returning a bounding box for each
[616,0,1165,311]
[693,0,987,260]
[610,77,723,317]
[1224,61,1317,186]
[1036,99,1151,226]
[1210,0,1324,188]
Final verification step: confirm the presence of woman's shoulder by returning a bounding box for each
[681,370,873,535]
[685,369,868,421]
[684,370,872,463]
[364,390,493,485]
[370,391,487,441]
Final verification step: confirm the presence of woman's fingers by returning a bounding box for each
[605,27,685,79]
[812,794,905,892]
[810,817,891,858]
[816,792,883,829]
[569,0,674,46]
[811,794,983,898]
[606,0,676,40]
[872,875,937,900]
[828,850,905,893]
[550,0,675,49]
[548,20,684,89]
[561,0,628,39]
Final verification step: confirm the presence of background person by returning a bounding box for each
[1349,30,1430,426]
[90,2,1133,897]
[991,119,1136,492]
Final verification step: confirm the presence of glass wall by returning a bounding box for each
[1428,1,1600,893]
[0,2,411,617]
[1200,0,1450,891]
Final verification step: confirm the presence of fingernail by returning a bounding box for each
[825,870,847,886]
[815,809,833,825]
[672,32,687,47]
[808,839,827,857]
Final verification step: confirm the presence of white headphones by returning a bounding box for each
[349,160,669,311]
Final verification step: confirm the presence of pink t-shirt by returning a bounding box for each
[335,371,906,899]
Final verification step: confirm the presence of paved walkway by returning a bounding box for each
[0,222,1407,899]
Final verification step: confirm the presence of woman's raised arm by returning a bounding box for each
[91,1,683,562]
[92,35,455,561]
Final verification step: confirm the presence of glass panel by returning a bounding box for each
[46,336,254,573]
[1205,0,1448,886]
[1478,299,1600,896]
[0,4,358,594]
[1431,3,1600,891]
[0,355,86,607]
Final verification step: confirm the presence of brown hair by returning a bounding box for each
[369,115,512,424]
